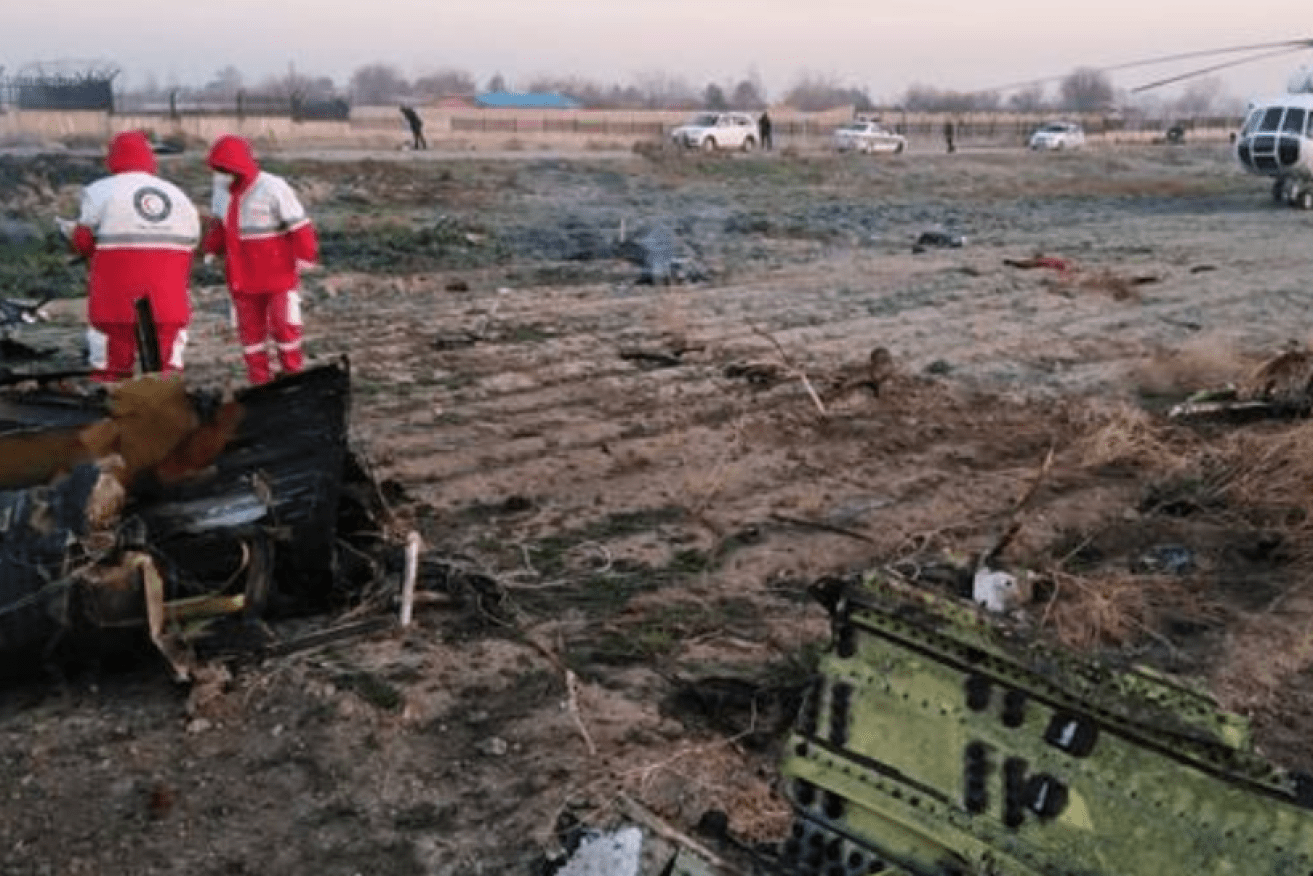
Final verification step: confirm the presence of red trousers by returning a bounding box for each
[88,322,187,383]
[233,290,303,385]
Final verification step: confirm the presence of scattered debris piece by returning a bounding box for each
[971,566,1032,612]
[1131,544,1196,575]
[1003,255,1073,273]
[614,222,708,285]
[912,230,965,253]
[432,330,483,350]
[555,826,644,876]
[0,294,51,330]
[619,348,686,369]
[822,346,896,402]
[723,361,784,387]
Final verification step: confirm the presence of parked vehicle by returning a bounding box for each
[831,120,907,154]
[1029,121,1086,150]
[669,112,759,152]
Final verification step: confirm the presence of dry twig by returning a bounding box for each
[749,324,828,416]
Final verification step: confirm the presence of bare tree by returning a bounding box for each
[731,78,765,109]
[413,68,475,99]
[740,66,768,107]
[202,66,243,99]
[1006,83,1047,113]
[1170,77,1223,116]
[524,75,595,102]
[630,70,698,110]
[1059,67,1114,112]
[255,66,334,101]
[137,72,166,100]
[785,72,872,112]
[703,82,728,110]
[486,72,507,93]
[349,63,410,104]
[900,84,996,112]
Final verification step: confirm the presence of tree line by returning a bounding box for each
[118,63,1242,116]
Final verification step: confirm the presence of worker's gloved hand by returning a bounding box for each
[55,217,75,240]
[296,260,321,274]
[202,253,216,266]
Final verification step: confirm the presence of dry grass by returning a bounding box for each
[1212,424,1313,561]
[1041,570,1223,652]
[1067,402,1191,473]
[1048,412,1313,698]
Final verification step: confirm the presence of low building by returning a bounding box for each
[473,91,581,110]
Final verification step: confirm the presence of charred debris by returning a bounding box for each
[0,357,406,683]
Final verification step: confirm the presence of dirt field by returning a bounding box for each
[4,140,1313,875]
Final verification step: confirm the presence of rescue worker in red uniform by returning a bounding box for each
[201,134,319,385]
[68,130,201,382]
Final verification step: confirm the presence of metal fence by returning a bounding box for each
[97,92,350,121]
[450,115,667,136]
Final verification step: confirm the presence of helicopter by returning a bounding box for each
[1123,38,1313,209]
[992,39,1313,209]
[1233,66,1313,208]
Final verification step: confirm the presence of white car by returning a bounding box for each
[831,120,907,154]
[669,112,760,152]
[1029,122,1085,151]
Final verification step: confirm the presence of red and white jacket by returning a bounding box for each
[202,135,318,296]
[73,131,200,326]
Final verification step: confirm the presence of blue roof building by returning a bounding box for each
[474,91,581,110]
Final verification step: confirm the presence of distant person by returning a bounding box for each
[202,134,319,386]
[944,119,956,154]
[758,111,773,151]
[63,130,200,381]
[400,105,427,150]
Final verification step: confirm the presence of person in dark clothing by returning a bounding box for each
[400,105,426,150]
[943,119,956,154]
[758,111,773,151]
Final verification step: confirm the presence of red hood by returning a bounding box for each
[105,131,157,174]
[207,134,259,180]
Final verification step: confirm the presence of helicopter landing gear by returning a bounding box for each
[1272,178,1313,209]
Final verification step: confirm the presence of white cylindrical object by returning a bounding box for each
[399,531,421,627]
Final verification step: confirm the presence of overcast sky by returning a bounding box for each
[3,1,1309,103]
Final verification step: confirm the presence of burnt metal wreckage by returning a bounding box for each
[0,352,394,684]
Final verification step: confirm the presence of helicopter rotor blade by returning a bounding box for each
[1130,44,1313,93]
[979,38,1313,95]
[1107,38,1313,74]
